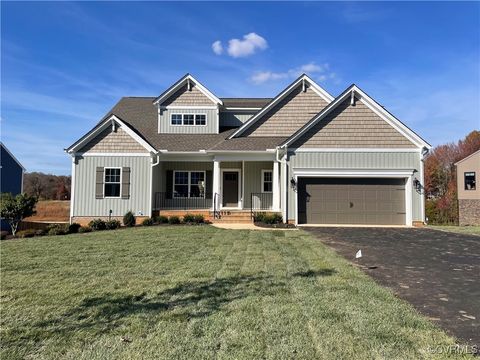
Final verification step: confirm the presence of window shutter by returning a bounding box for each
[95,167,104,199]
[206,170,212,199]
[121,167,131,199]
[166,170,173,199]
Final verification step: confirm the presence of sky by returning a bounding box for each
[2,1,479,175]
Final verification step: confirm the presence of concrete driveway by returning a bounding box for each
[303,227,480,346]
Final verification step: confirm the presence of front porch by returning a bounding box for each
[151,158,281,216]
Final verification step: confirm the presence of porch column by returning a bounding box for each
[212,160,220,209]
[272,160,280,211]
[281,157,288,223]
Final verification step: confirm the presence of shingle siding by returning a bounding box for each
[292,98,416,148]
[243,84,329,137]
[79,127,147,153]
[162,84,215,106]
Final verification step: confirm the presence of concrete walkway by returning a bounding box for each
[211,223,297,231]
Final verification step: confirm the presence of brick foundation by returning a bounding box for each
[71,216,150,227]
[458,199,480,226]
[412,221,425,227]
[153,210,213,221]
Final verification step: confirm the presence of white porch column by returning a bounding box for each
[281,157,287,223]
[212,160,220,210]
[272,160,280,211]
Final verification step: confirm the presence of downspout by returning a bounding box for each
[420,146,429,224]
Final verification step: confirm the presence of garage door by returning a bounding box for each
[297,178,406,225]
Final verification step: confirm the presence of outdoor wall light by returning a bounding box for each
[290,177,297,190]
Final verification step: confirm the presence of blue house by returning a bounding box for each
[1,142,26,231]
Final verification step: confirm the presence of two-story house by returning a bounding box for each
[455,149,480,226]
[66,74,431,226]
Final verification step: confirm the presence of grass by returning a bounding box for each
[1,226,466,359]
[24,200,70,222]
[428,225,480,236]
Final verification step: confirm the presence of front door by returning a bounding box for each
[222,171,239,207]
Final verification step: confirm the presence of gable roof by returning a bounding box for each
[228,74,334,139]
[280,84,431,149]
[65,114,157,154]
[0,142,26,171]
[153,74,223,106]
[455,149,480,165]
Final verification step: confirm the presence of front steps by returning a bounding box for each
[211,210,253,223]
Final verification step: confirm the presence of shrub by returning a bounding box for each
[78,226,92,233]
[89,219,107,231]
[155,215,169,224]
[68,223,81,234]
[105,219,121,230]
[16,229,36,238]
[142,218,154,226]
[35,229,46,237]
[47,224,69,236]
[0,193,37,237]
[168,215,181,225]
[254,212,282,224]
[183,213,196,223]
[123,211,136,227]
[193,214,205,224]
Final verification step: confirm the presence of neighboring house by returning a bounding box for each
[455,149,480,226]
[1,142,26,231]
[66,74,431,226]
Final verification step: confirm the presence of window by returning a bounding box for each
[262,170,273,193]
[104,168,121,197]
[195,114,206,126]
[171,114,182,125]
[465,172,476,190]
[173,171,205,198]
[183,114,194,125]
[170,113,207,126]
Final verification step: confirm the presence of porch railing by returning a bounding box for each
[154,192,212,210]
[250,192,273,220]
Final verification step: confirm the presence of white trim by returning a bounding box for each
[282,85,430,149]
[420,153,426,224]
[161,105,218,110]
[223,107,262,111]
[153,74,223,106]
[66,115,157,154]
[70,156,76,223]
[0,142,26,171]
[212,160,220,210]
[76,152,151,157]
[292,169,414,226]
[220,168,241,209]
[292,148,422,153]
[272,161,280,211]
[261,169,273,194]
[103,167,122,199]
[454,149,480,165]
[169,113,208,127]
[281,154,288,223]
[241,160,245,209]
[172,170,207,199]
[212,153,275,162]
[228,74,334,139]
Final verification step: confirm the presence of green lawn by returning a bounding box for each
[428,225,480,236]
[1,226,465,359]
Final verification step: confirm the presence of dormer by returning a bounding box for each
[153,74,223,134]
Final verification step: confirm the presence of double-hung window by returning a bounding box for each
[171,114,182,125]
[465,172,476,190]
[173,171,205,198]
[183,114,194,125]
[104,168,121,197]
[195,114,206,125]
[262,170,273,193]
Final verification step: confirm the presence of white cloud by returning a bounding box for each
[250,62,335,85]
[226,33,268,58]
[212,40,223,55]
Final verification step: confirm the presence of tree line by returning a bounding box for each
[23,172,71,201]
[424,130,480,224]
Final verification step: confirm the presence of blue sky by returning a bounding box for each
[2,1,479,175]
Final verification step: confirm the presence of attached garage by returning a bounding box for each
[297,177,407,225]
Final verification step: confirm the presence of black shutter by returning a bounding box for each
[166,170,173,199]
[206,170,212,199]
[95,167,104,199]
[121,167,131,199]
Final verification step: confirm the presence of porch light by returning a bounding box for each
[290,177,297,190]
[413,178,422,192]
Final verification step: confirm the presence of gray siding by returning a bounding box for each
[219,111,256,127]
[244,161,273,209]
[286,151,422,221]
[159,108,218,134]
[73,156,151,217]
